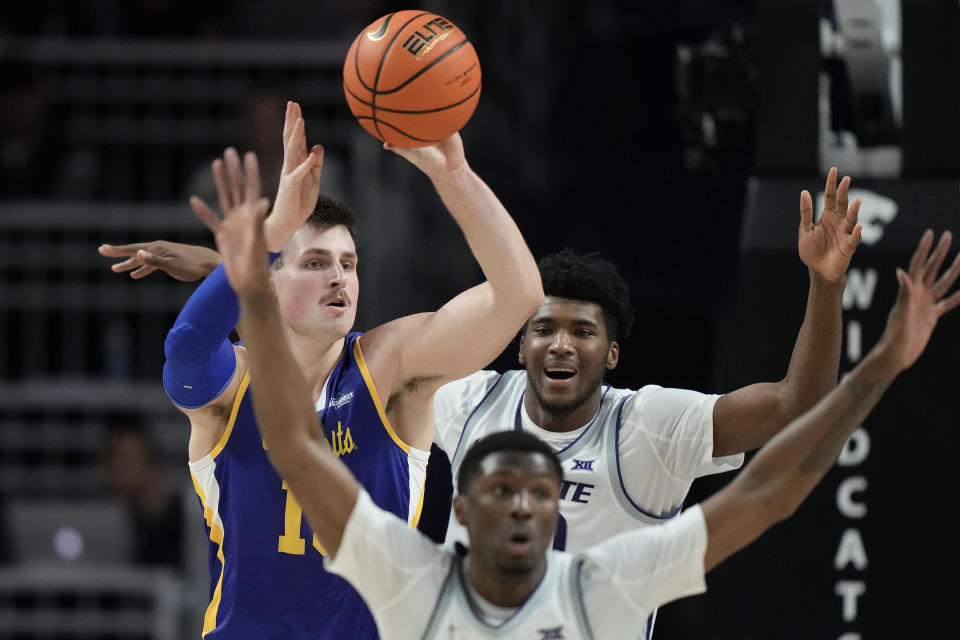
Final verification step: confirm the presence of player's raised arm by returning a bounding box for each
[364,134,544,393]
[194,148,359,557]
[702,230,960,571]
[98,240,222,281]
[711,167,863,456]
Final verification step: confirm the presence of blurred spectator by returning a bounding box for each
[105,415,184,570]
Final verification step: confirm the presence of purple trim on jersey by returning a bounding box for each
[645,612,654,639]
[514,385,610,455]
[614,396,684,520]
[451,372,508,463]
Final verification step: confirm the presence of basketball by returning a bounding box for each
[343,10,482,147]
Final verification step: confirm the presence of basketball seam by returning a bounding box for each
[353,117,443,144]
[344,82,481,115]
[369,11,430,140]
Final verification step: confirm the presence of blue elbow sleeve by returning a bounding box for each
[162,264,240,409]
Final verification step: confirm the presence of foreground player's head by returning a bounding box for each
[454,431,563,576]
[270,195,360,339]
[519,249,633,414]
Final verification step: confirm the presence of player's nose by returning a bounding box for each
[329,262,348,288]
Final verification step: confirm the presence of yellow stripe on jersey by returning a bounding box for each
[210,364,252,461]
[410,477,426,529]
[352,338,411,454]
[190,471,227,636]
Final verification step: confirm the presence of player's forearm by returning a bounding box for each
[736,342,899,521]
[430,165,543,313]
[237,289,359,552]
[238,290,325,457]
[778,269,845,417]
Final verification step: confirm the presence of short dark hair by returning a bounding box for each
[536,249,633,341]
[457,431,563,494]
[272,194,358,269]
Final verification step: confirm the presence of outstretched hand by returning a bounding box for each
[190,148,272,297]
[384,132,467,179]
[799,167,862,284]
[264,101,324,252]
[881,229,960,371]
[98,240,222,281]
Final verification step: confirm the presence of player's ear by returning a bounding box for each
[453,495,467,526]
[517,333,526,365]
[606,341,619,370]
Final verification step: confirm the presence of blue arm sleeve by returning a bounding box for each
[162,253,282,409]
[162,263,240,409]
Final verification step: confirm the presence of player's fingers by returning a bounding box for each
[822,167,838,213]
[257,198,271,217]
[281,101,295,148]
[98,243,143,258]
[212,158,232,214]
[836,175,850,217]
[845,198,861,233]
[936,286,960,316]
[842,223,863,254]
[923,231,953,286]
[908,229,934,280]
[287,149,317,183]
[244,151,262,205]
[110,256,142,273]
[799,190,813,230]
[224,147,244,207]
[129,263,157,280]
[932,250,960,299]
[190,195,221,231]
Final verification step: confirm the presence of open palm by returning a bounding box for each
[190,148,271,298]
[798,167,862,284]
[883,230,960,371]
[264,101,324,252]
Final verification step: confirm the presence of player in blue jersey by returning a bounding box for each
[101,101,543,639]
[209,153,960,639]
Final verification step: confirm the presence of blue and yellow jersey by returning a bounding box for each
[188,332,430,639]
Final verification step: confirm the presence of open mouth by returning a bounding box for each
[506,531,531,553]
[327,300,346,308]
[544,367,575,381]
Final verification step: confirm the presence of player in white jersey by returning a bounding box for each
[436,168,863,556]
[212,175,960,639]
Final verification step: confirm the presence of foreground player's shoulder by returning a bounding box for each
[580,505,708,617]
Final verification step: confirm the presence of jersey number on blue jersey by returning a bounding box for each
[278,480,328,556]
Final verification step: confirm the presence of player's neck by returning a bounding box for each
[283,329,346,401]
[523,384,603,433]
[464,556,547,608]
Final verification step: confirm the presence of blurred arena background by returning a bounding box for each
[0,0,957,637]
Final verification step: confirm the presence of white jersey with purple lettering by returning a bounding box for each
[435,370,743,553]
[326,490,709,640]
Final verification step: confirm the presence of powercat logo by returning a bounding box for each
[402,17,455,61]
[817,188,898,246]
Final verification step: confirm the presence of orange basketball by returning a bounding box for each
[343,10,482,147]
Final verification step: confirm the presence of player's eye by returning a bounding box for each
[307,260,323,269]
[491,484,511,498]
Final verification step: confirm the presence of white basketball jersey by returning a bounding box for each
[440,371,737,552]
[422,550,591,639]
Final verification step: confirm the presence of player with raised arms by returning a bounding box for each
[99,101,543,639]
[206,136,960,638]
[104,168,864,637]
